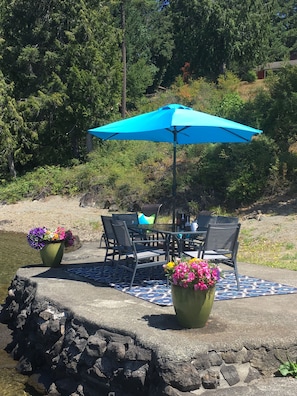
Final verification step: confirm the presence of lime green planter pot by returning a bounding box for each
[40,242,65,267]
[171,284,215,328]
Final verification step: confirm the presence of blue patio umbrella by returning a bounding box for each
[88,104,262,224]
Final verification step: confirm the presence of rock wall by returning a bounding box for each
[1,275,297,396]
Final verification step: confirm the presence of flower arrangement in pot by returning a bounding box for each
[164,257,222,328]
[27,227,74,267]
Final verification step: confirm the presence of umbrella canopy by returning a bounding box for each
[88,104,262,224]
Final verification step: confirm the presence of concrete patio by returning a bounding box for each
[5,241,297,395]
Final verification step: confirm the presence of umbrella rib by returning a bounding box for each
[221,127,251,142]
[166,126,189,134]
[167,126,254,143]
[102,133,119,140]
[166,126,189,144]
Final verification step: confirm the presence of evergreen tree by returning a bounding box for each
[213,0,272,77]
[0,0,122,168]
[0,72,24,178]
[165,0,271,82]
[110,0,173,110]
[261,66,297,150]
[269,0,297,61]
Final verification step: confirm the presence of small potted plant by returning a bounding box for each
[27,227,74,267]
[164,258,222,328]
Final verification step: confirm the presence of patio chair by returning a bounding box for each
[139,203,163,224]
[101,216,118,270]
[112,213,139,225]
[112,220,168,289]
[185,214,217,251]
[184,223,241,290]
[138,203,163,242]
[112,213,143,239]
[195,214,217,231]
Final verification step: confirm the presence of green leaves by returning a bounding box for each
[279,359,297,378]
[261,66,297,150]
[0,0,123,170]
[166,0,271,81]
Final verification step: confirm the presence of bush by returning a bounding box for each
[243,70,257,83]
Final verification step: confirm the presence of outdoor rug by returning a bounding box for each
[66,265,297,306]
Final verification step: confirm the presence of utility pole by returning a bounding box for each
[121,0,126,119]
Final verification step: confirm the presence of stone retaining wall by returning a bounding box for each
[1,275,296,395]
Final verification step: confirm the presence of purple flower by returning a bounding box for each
[27,227,47,250]
[27,227,75,250]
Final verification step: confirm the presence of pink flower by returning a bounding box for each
[163,258,222,290]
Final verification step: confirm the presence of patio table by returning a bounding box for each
[129,223,206,259]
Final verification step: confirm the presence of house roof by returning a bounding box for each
[257,59,297,71]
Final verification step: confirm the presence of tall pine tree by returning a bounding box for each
[0,0,122,168]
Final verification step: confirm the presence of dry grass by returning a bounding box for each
[236,195,297,270]
[238,226,297,270]
[237,79,267,101]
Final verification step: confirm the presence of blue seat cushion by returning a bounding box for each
[138,213,155,224]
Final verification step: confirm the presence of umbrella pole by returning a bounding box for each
[172,131,177,228]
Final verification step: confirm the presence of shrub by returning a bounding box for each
[243,70,257,83]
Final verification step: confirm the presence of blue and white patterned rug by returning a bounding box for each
[66,265,297,306]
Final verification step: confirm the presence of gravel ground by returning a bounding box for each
[0,195,297,248]
[0,196,109,242]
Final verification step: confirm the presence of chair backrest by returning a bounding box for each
[216,216,239,224]
[112,213,139,226]
[140,204,162,223]
[101,216,115,243]
[203,223,241,255]
[196,214,217,231]
[112,220,134,255]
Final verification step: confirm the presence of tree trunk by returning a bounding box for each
[7,152,17,178]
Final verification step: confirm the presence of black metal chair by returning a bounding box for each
[195,214,217,231]
[112,213,139,226]
[184,223,241,290]
[112,220,168,289]
[138,204,163,242]
[112,213,143,239]
[185,214,217,251]
[101,216,118,270]
[140,203,163,224]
